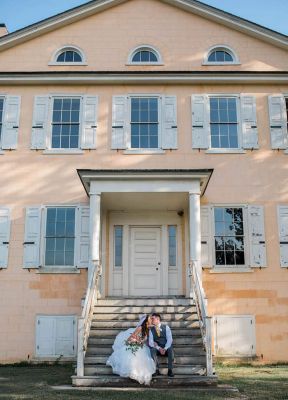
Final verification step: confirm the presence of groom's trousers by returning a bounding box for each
[150,346,174,370]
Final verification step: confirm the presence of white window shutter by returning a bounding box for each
[1,96,21,150]
[31,96,50,149]
[268,95,288,149]
[0,207,11,268]
[55,317,76,356]
[277,206,288,268]
[36,316,55,357]
[247,205,267,268]
[111,96,128,149]
[76,206,90,268]
[161,96,177,149]
[191,95,209,149]
[23,207,42,268]
[81,96,98,149]
[240,95,259,149]
[201,206,212,268]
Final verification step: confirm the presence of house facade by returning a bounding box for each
[0,0,288,367]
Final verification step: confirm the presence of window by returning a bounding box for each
[168,225,177,267]
[0,98,3,143]
[129,46,162,64]
[57,50,82,63]
[114,226,123,267]
[131,97,159,148]
[45,207,76,267]
[214,207,245,267]
[204,46,238,65]
[51,97,81,149]
[210,97,239,149]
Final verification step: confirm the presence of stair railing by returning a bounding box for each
[189,261,213,376]
[77,262,102,377]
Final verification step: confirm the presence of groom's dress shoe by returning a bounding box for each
[168,369,174,377]
[152,369,161,377]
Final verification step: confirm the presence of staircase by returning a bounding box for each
[72,297,217,387]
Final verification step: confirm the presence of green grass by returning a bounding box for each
[0,363,287,400]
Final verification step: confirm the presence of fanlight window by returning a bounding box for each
[130,47,160,63]
[206,47,238,64]
[56,50,82,63]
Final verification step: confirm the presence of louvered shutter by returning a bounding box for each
[23,207,42,268]
[55,317,76,356]
[76,206,90,268]
[31,96,50,149]
[268,95,288,149]
[1,96,21,150]
[240,95,259,149]
[36,316,55,357]
[201,206,212,268]
[248,205,267,268]
[0,207,10,268]
[191,95,209,149]
[81,96,98,149]
[161,96,177,149]
[111,96,128,149]
[277,206,288,268]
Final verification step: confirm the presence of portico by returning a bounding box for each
[78,169,213,297]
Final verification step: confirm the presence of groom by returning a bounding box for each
[149,313,174,377]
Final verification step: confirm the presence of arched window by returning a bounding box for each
[128,46,162,64]
[205,46,239,64]
[51,46,86,65]
[57,50,82,63]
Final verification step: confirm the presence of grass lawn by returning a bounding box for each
[0,363,287,400]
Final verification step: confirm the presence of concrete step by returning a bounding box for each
[96,298,195,307]
[92,312,197,321]
[89,327,202,337]
[72,374,218,387]
[85,354,206,365]
[88,336,203,346]
[86,345,205,356]
[91,320,200,329]
[84,365,206,376]
[93,306,197,314]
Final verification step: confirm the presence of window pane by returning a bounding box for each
[114,226,123,267]
[57,50,82,63]
[210,97,238,149]
[214,207,245,267]
[45,207,75,267]
[208,50,233,63]
[132,50,158,63]
[132,52,141,62]
[168,225,177,267]
[52,97,80,149]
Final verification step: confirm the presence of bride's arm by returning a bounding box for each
[127,326,142,343]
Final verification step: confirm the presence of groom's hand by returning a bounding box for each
[159,348,166,355]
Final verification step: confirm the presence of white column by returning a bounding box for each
[89,190,101,283]
[189,191,202,280]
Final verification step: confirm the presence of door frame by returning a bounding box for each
[129,225,163,296]
[108,211,183,297]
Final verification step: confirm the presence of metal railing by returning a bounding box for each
[189,261,213,376]
[77,262,102,377]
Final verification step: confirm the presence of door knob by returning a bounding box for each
[158,262,161,265]
[156,268,159,271]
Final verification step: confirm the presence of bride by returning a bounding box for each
[106,314,156,385]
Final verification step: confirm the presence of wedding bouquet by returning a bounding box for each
[125,337,144,356]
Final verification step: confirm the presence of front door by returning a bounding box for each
[129,227,162,296]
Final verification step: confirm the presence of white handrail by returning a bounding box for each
[189,262,213,377]
[77,262,102,377]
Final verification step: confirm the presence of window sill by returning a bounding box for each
[126,63,164,66]
[209,267,253,274]
[43,149,84,155]
[36,267,80,274]
[123,149,165,155]
[48,63,88,66]
[205,149,246,154]
[202,62,241,66]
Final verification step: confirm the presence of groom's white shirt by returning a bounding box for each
[148,323,173,351]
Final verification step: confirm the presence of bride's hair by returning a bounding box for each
[141,316,149,338]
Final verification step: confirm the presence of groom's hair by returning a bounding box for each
[152,313,161,321]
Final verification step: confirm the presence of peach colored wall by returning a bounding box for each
[0,0,287,363]
[0,0,287,72]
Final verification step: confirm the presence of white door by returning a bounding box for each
[130,227,162,296]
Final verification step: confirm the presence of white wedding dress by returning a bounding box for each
[106,328,156,385]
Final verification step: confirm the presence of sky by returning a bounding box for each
[0,0,287,35]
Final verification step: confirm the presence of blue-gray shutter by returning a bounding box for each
[248,205,267,268]
[31,96,50,149]
[23,207,42,268]
[0,207,11,268]
[161,96,178,149]
[268,95,288,149]
[111,96,128,149]
[240,95,259,149]
[81,96,98,149]
[1,96,21,150]
[191,95,209,149]
[76,206,90,268]
[278,206,288,268]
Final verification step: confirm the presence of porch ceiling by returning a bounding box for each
[77,169,213,197]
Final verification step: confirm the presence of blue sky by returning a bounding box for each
[0,0,287,35]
